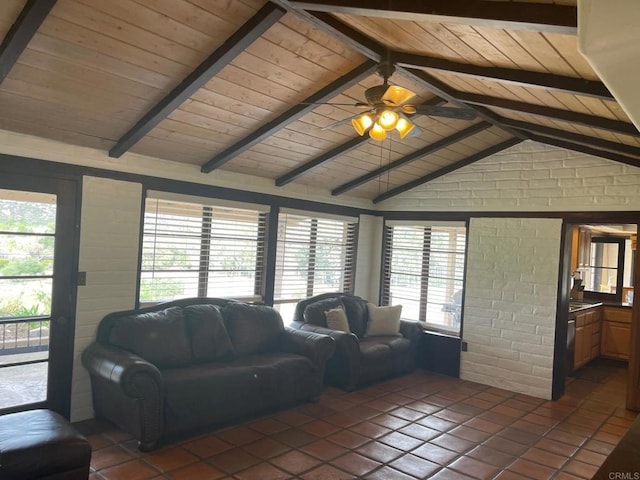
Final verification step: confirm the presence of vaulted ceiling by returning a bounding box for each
[1,0,638,203]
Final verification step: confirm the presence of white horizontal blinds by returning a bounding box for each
[274,213,357,303]
[141,198,265,303]
[382,224,466,333]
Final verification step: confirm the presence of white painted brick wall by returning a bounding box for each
[354,215,383,303]
[379,140,640,212]
[461,217,561,399]
[70,177,142,421]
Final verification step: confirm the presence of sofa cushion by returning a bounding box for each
[184,304,234,362]
[108,306,191,368]
[325,307,350,333]
[223,302,284,356]
[366,304,402,337]
[359,339,391,362]
[303,297,345,327]
[341,295,368,338]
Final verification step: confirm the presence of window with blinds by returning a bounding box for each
[141,198,266,304]
[382,223,466,334]
[273,212,357,309]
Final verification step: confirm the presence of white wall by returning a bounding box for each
[354,214,384,302]
[381,139,640,398]
[70,177,142,421]
[463,218,561,399]
[379,140,640,212]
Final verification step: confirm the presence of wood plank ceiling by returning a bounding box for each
[0,0,638,203]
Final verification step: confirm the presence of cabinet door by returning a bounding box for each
[574,325,585,368]
[582,322,593,365]
[601,321,631,360]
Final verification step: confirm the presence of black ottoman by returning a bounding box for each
[0,409,92,480]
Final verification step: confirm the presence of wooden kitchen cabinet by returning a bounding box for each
[574,307,603,369]
[601,307,631,360]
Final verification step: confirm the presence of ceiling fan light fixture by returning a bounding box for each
[378,109,399,131]
[382,85,416,106]
[369,122,387,141]
[395,117,415,139]
[352,113,374,136]
[401,104,417,115]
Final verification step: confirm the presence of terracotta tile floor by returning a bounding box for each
[79,360,636,479]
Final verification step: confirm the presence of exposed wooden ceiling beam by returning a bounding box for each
[456,91,640,138]
[500,118,640,159]
[372,137,522,204]
[275,97,446,187]
[276,135,369,187]
[200,60,378,173]
[273,4,527,141]
[0,0,57,83]
[109,3,286,158]
[531,134,640,170]
[403,69,528,140]
[391,52,613,101]
[333,121,491,196]
[288,0,577,34]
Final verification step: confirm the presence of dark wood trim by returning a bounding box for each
[276,136,369,187]
[109,3,285,158]
[381,211,640,222]
[457,92,640,138]
[287,0,577,34]
[627,223,640,411]
[200,60,378,173]
[332,121,491,196]
[531,134,640,170]
[373,137,521,204]
[0,0,57,83]
[262,206,280,306]
[501,118,640,159]
[391,51,613,101]
[552,221,572,400]
[134,187,147,309]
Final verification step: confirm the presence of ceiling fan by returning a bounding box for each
[322,62,477,141]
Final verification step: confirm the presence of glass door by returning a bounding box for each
[0,173,79,417]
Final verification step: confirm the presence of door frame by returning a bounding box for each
[0,172,81,417]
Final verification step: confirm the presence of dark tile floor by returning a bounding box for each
[78,360,636,479]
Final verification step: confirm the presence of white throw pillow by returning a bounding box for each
[325,307,351,333]
[366,303,402,337]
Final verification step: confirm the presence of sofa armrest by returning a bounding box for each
[81,343,164,450]
[82,343,163,393]
[400,320,423,343]
[282,328,336,370]
[291,321,361,390]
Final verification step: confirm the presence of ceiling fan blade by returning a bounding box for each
[413,105,478,120]
[321,112,362,130]
[381,85,416,107]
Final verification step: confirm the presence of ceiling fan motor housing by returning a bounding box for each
[364,84,391,106]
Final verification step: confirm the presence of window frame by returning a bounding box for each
[381,221,467,336]
[582,236,626,303]
[139,196,267,306]
[272,211,358,310]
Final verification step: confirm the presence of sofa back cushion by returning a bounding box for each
[303,297,345,328]
[184,304,234,362]
[108,306,192,368]
[341,295,368,338]
[223,302,284,356]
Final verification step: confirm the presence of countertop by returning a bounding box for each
[568,301,602,313]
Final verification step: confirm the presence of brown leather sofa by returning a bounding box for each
[82,298,335,451]
[290,293,422,391]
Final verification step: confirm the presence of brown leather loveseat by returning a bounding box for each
[290,293,422,391]
[82,298,335,451]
